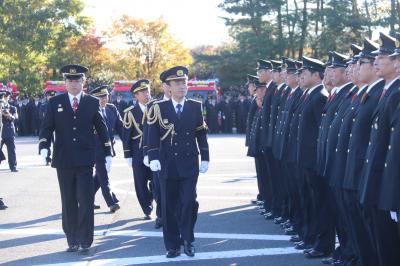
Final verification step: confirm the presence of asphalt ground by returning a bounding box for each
[0,135,322,266]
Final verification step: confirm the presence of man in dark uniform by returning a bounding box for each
[342,38,382,266]
[91,85,123,213]
[123,80,154,220]
[39,90,57,165]
[378,34,400,234]
[147,66,209,258]
[1,89,18,172]
[39,64,112,253]
[276,58,303,236]
[306,52,354,258]
[205,97,219,133]
[235,93,250,134]
[358,32,400,266]
[295,56,328,251]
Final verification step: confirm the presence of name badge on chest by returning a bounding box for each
[57,104,63,112]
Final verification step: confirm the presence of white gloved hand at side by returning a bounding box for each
[126,158,132,168]
[105,156,112,173]
[40,149,48,165]
[199,161,209,173]
[143,155,150,167]
[149,160,161,172]
[390,211,398,222]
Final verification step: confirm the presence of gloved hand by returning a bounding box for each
[149,160,161,172]
[390,211,398,222]
[143,155,150,167]
[199,161,209,173]
[40,149,48,165]
[126,158,132,168]
[105,156,112,173]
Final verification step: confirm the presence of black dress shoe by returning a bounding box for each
[94,204,100,209]
[289,235,301,242]
[66,245,79,252]
[321,257,335,264]
[273,217,283,224]
[11,169,18,172]
[295,242,313,250]
[304,249,329,258]
[259,210,267,215]
[144,214,151,220]
[264,212,274,220]
[331,260,344,266]
[154,217,163,229]
[79,245,90,253]
[256,201,264,206]
[251,199,258,205]
[284,227,297,235]
[166,249,181,258]
[303,248,314,254]
[183,241,195,257]
[110,203,120,213]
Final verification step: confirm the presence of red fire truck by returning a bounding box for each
[43,81,66,95]
[187,79,221,103]
[110,80,136,104]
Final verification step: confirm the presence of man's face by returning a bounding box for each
[286,72,298,88]
[134,88,151,105]
[375,54,395,79]
[168,79,187,100]
[98,95,109,107]
[247,83,256,96]
[255,87,266,100]
[302,69,314,88]
[332,67,346,86]
[352,62,361,84]
[65,78,84,95]
[280,70,287,84]
[272,71,281,83]
[162,83,172,98]
[358,58,375,84]
[257,69,271,83]
[394,56,400,75]
[298,72,305,88]
[324,67,334,86]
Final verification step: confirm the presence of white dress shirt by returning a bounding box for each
[171,98,185,113]
[68,91,83,107]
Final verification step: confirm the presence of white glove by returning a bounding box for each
[390,211,398,222]
[105,156,112,173]
[199,161,209,173]
[40,149,48,164]
[143,155,150,167]
[149,160,161,172]
[126,158,132,168]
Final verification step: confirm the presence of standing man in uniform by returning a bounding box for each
[39,64,112,253]
[147,66,209,258]
[1,89,18,172]
[0,90,8,210]
[91,85,123,213]
[123,80,154,220]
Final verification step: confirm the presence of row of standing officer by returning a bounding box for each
[246,31,400,266]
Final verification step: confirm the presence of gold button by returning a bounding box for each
[186,132,189,135]
[347,149,350,153]
[174,153,178,156]
[366,159,369,163]
[385,163,387,168]
[73,138,76,141]
[350,134,352,138]
[369,141,371,145]
[74,116,77,119]
[335,148,338,152]
[338,134,340,137]
[73,127,76,130]
[392,127,394,132]
[388,145,391,150]
[174,143,178,146]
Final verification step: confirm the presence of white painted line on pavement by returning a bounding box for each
[0,228,291,241]
[34,247,302,266]
[210,206,255,216]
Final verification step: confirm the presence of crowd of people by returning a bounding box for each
[246,32,400,266]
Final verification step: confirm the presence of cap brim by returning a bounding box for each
[64,74,84,80]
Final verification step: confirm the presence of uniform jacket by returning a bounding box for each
[147,98,209,179]
[39,93,111,168]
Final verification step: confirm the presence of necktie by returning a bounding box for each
[379,89,387,101]
[101,108,107,119]
[176,104,182,119]
[72,97,78,112]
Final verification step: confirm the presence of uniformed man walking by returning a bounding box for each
[39,64,112,253]
[123,80,155,220]
[147,66,209,258]
[90,85,123,213]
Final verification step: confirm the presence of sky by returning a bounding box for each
[83,0,231,48]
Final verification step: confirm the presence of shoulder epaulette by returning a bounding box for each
[124,106,134,113]
[187,98,202,104]
[154,99,168,104]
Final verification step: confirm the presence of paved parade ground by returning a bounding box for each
[0,135,321,266]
